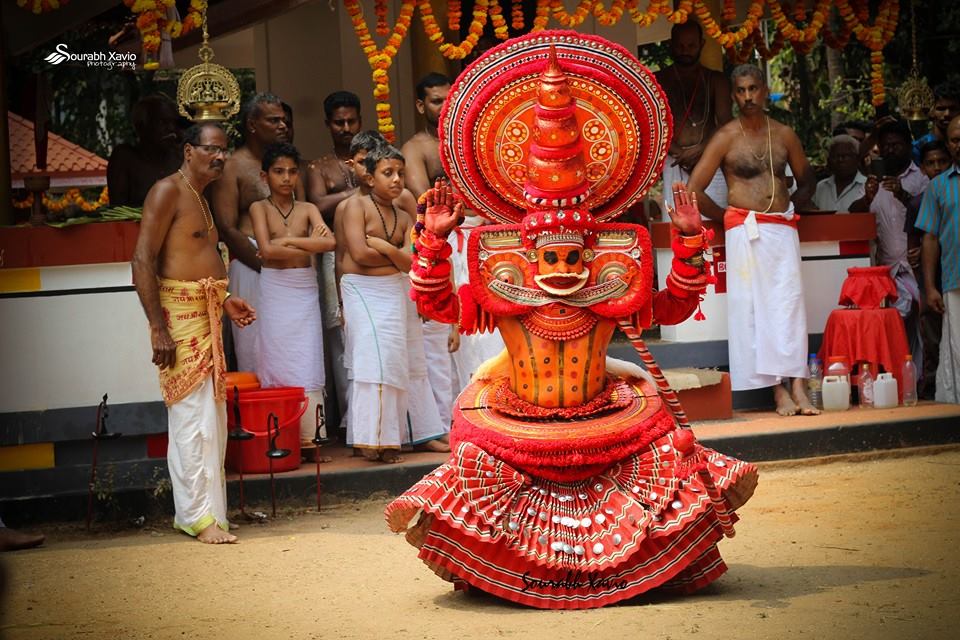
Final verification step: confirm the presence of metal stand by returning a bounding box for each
[312,405,326,511]
[227,386,254,516]
[86,394,121,530]
[265,412,290,518]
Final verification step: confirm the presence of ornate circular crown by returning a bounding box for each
[440,30,672,225]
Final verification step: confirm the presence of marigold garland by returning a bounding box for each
[123,0,205,69]
[419,0,490,59]
[375,0,390,35]
[16,0,68,14]
[448,0,462,31]
[512,0,525,30]
[12,187,110,213]
[550,0,594,28]
[489,0,509,38]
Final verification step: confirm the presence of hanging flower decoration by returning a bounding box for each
[419,0,490,59]
[12,187,110,213]
[667,0,693,24]
[16,0,69,14]
[550,0,594,28]
[346,0,416,142]
[512,0,525,30]
[375,0,389,36]
[531,0,552,30]
[593,0,625,27]
[837,0,899,106]
[489,0,509,38]
[123,0,206,69]
[721,0,735,24]
[628,0,670,28]
[448,0,462,31]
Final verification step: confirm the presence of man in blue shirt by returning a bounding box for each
[913,81,960,164]
[916,116,960,403]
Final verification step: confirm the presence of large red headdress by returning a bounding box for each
[439,30,672,232]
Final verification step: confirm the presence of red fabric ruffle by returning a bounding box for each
[838,266,898,309]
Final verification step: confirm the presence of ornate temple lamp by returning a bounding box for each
[897,0,934,121]
[176,7,239,122]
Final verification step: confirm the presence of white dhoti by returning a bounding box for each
[168,374,228,536]
[450,224,506,391]
[256,266,326,441]
[227,238,259,373]
[662,156,728,211]
[937,290,960,404]
[341,273,447,451]
[725,206,808,390]
[422,320,454,426]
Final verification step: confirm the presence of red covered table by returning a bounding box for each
[818,308,909,403]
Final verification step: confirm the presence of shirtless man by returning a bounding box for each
[339,145,449,461]
[305,91,363,223]
[401,73,451,199]
[210,92,296,373]
[107,94,182,207]
[688,64,818,416]
[250,143,335,459]
[132,122,256,543]
[655,21,732,211]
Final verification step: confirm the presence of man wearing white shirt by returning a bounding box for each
[813,135,872,212]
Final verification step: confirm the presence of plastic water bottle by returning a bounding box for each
[807,354,822,409]
[902,355,918,406]
[858,363,874,409]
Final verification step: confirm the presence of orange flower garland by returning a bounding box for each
[593,0,626,27]
[550,0,594,28]
[448,0,462,31]
[531,0,552,30]
[345,0,415,142]
[512,0,525,30]
[124,0,205,69]
[12,187,110,213]
[667,0,693,24]
[836,0,899,106]
[376,0,389,36]
[16,0,68,14]
[419,0,490,59]
[694,0,763,49]
[489,0,509,38]
[721,0,735,24]
[629,0,670,28]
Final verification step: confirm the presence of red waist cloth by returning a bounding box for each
[817,308,909,403]
[838,266,898,309]
[723,206,799,231]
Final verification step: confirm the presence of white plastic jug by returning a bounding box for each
[873,373,898,408]
[822,375,851,411]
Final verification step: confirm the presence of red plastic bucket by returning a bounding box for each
[225,386,307,474]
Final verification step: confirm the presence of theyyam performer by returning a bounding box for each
[384,32,758,608]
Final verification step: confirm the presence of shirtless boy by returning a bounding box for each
[338,145,449,462]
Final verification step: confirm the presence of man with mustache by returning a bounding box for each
[688,64,818,417]
[132,122,256,543]
[305,92,364,441]
[210,93,297,374]
[655,21,732,213]
[108,94,183,207]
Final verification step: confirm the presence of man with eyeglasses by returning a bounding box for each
[210,92,301,374]
[132,122,256,544]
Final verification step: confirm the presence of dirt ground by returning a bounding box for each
[2,448,959,640]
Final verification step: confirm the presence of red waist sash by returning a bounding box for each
[723,206,799,231]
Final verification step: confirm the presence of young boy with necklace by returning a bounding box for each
[338,144,449,462]
[249,143,335,460]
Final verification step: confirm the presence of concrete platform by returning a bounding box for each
[225,402,960,509]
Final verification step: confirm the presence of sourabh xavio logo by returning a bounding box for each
[44,44,137,70]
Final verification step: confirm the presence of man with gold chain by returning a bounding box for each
[133,123,256,543]
[688,64,818,416]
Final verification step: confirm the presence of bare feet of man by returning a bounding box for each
[415,439,451,453]
[0,527,45,552]
[791,377,821,415]
[773,383,798,416]
[196,523,237,544]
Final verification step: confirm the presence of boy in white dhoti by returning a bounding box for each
[339,144,449,462]
[133,123,256,543]
[688,64,820,416]
[249,143,336,460]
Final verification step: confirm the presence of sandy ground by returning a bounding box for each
[2,448,959,640]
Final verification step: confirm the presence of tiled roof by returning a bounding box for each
[8,111,108,180]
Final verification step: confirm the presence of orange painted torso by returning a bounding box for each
[498,309,615,409]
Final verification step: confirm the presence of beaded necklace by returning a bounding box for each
[369,194,398,243]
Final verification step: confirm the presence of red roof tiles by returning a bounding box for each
[8,111,108,181]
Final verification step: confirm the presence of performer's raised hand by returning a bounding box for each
[225,296,256,328]
[667,182,703,236]
[424,178,463,238]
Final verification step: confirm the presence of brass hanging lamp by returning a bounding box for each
[176,5,240,122]
[897,0,934,121]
